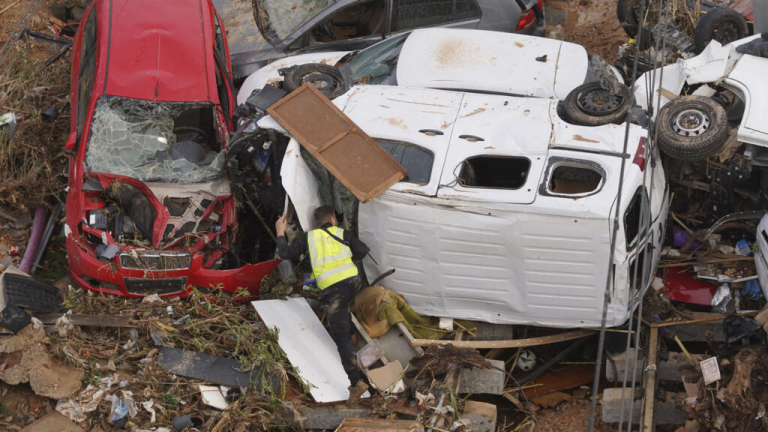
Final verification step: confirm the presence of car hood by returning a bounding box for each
[395,28,589,100]
[236,51,348,105]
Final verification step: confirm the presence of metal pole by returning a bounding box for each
[587,0,650,427]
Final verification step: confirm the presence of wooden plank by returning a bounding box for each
[516,365,594,399]
[411,329,595,349]
[651,310,758,328]
[267,84,406,203]
[641,327,659,432]
[394,322,423,355]
[34,313,134,327]
[335,417,424,432]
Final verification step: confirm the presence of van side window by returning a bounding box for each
[375,140,433,184]
[76,9,98,140]
[459,156,530,189]
[393,0,481,32]
[624,187,649,250]
[547,162,603,196]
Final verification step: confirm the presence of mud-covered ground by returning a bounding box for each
[564,0,629,63]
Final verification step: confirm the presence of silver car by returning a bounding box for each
[214,0,545,79]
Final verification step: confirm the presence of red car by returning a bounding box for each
[64,0,280,298]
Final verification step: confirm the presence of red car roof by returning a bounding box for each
[94,0,218,103]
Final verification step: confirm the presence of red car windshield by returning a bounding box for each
[84,96,224,183]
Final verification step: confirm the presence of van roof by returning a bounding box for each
[396,28,589,100]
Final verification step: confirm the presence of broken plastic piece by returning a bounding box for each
[0,304,31,333]
[245,85,287,114]
[357,339,384,368]
[661,268,718,306]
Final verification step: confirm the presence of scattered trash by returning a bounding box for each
[517,350,538,372]
[172,414,204,431]
[700,356,721,385]
[108,396,130,428]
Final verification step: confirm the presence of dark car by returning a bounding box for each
[214,0,545,79]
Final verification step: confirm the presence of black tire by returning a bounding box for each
[693,7,749,54]
[617,0,648,37]
[2,273,64,313]
[562,82,634,126]
[656,95,729,161]
[281,63,348,99]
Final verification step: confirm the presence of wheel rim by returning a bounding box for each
[713,21,740,45]
[577,88,623,115]
[672,108,710,137]
[302,72,341,94]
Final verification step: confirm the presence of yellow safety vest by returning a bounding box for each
[308,227,359,290]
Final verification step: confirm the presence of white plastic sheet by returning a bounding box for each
[252,297,350,403]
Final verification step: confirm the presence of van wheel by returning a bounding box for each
[617,0,648,37]
[280,64,348,99]
[563,82,633,126]
[693,7,749,54]
[657,96,728,161]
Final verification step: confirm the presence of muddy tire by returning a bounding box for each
[562,82,633,126]
[657,95,729,161]
[693,7,749,54]
[617,0,648,37]
[281,64,348,99]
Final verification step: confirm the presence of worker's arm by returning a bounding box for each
[343,230,370,261]
[276,233,307,261]
[275,214,307,260]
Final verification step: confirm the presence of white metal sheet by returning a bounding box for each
[252,297,351,403]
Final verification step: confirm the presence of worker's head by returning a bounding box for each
[314,205,337,227]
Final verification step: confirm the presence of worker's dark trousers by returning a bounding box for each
[320,276,362,386]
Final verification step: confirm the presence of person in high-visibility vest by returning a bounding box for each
[275,205,371,403]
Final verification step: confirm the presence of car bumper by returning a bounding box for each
[66,235,281,298]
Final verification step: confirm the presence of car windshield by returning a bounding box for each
[256,0,334,40]
[85,97,225,183]
[348,33,409,85]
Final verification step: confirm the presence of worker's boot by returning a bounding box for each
[347,380,369,405]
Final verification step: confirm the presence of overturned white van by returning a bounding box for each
[261,85,669,328]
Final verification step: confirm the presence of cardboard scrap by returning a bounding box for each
[367,361,404,393]
[20,411,84,432]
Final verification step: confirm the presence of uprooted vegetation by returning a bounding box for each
[0,44,69,213]
[49,284,313,430]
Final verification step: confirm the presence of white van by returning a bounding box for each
[261,85,669,328]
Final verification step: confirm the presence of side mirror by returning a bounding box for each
[64,131,77,155]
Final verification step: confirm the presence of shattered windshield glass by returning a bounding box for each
[85,97,224,183]
[348,33,409,85]
[257,0,334,40]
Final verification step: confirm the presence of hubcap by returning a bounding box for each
[673,109,710,136]
[578,88,623,115]
[302,72,340,93]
